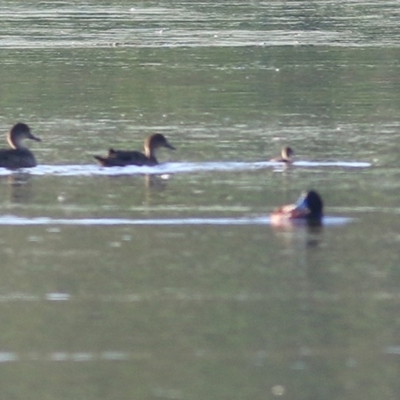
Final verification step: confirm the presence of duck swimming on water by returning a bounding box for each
[94,133,175,167]
[0,123,41,169]
[270,190,323,225]
[270,146,294,163]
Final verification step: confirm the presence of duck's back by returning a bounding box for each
[0,148,37,169]
[95,149,157,167]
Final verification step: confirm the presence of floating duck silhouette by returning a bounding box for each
[0,123,41,169]
[94,133,175,167]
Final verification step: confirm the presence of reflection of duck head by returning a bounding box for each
[94,133,175,167]
[0,123,41,169]
[144,174,169,190]
[271,190,324,226]
[5,173,33,203]
[271,146,294,163]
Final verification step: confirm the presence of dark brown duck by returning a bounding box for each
[94,133,175,167]
[0,123,41,169]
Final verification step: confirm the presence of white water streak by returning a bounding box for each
[0,215,352,226]
[0,161,371,177]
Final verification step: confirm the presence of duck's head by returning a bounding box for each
[144,133,175,156]
[8,123,41,149]
[294,190,323,219]
[281,146,294,160]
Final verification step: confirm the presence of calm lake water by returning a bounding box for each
[1,1,400,399]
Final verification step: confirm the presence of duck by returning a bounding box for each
[94,133,175,167]
[270,190,323,225]
[0,123,41,169]
[270,146,294,163]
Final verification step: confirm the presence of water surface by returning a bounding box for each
[0,1,400,399]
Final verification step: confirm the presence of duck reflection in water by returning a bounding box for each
[94,133,175,167]
[270,190,323,229]
[0,123,41,169]
[144,174,170,190]
[270,190,324,251]
[2,174,33,204]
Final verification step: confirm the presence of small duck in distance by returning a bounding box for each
[270,190,323,225]
[270,146,294,163]
[0,123,41,169]
[94,133,175,167]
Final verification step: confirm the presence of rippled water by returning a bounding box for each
[1,1,400,48]
[1,1,400,399]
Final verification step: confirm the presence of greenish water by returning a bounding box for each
[0,1,400,399]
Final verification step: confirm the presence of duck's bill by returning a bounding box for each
[165,142,175,150]
[29,133,41,142]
